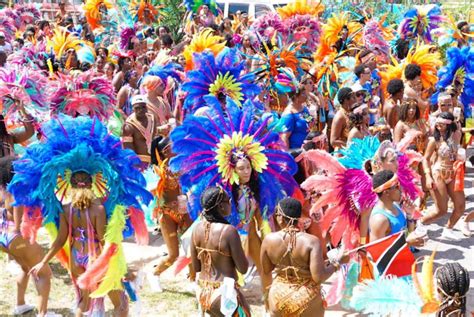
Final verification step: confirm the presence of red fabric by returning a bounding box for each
[364,232,414,278]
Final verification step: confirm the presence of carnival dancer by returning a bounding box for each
[382,79,404,131]
[170,96,300,293]
[0,156,59,317]
[122,95,158,167]
[347,103,371,144]
[191,186,250,317]
[151,137,194,287]
[261,197,349,316]
[394,99,429,153]
[9,115,152,317]
[421,112,465,241]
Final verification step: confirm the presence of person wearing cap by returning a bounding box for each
[330,87,356,150]
[0,32,12,56]
[122,95,158,166]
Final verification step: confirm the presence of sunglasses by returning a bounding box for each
[356,92,366,97]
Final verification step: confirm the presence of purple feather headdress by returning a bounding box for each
[1,8,20,29]
[398,5,445,43]
[119,26,137,50]
[363,20,390,57]
[251,12,286,42]
[285,14,321,50]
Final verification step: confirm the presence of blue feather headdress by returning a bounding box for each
[181,47,261,113]
[336,136,381,170]
[8,115,153,225]
[169,96,298,226]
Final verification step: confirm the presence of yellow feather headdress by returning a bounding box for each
[47,27,87,60]
[83,0,113,30]
[183,29,226,71]
[321,12,362,47]
[405,42,442,89]
[276,0,325,20]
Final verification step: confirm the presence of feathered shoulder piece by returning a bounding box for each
[405,42,442,89]
[276,0,324,19]
[398,5,445,43]
[169,96,298,225]
[8,114,152,222]
[182,47,260,113]
[50,70,116,121]
[183,29,226,71]
[0,66,49,127]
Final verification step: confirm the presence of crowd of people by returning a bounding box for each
[0,0,473,316]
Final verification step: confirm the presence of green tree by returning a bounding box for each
[158,0,187,43]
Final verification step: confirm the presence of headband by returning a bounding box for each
[202,186,225,213]
[353,103,368,115]
[373,174,399,194]
[436,117,453,125]
[276,204,299,222]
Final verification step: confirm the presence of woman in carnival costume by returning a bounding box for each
[169,95,300,293]
[261,197,349,317]
[0,157,58,317]
[421,112,466,241]
[9,115,152,317]
[191,186,250,317]
[151,136,194,287]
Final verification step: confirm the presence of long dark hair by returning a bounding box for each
[436,262,469,317]
[150,136,170,164]
[200,186,230,224]
[434,112,457,142]
[230,155,260,204]
[399,99,420,122]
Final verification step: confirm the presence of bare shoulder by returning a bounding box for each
[90,202,105,215]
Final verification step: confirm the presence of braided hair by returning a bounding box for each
[436,262,470,317]
[200,186,230,225]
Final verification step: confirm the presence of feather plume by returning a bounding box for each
[127,207,149,245]
[350,277,423,316]
[183,29,226,71]
[77,243,118,290]
[405,42,442,89]
[173,256,192,276]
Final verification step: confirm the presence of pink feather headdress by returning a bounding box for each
[50,70,116,121]
[1,8,20,30]
[363,19,390,57]
[0,13,17,43]
[0,66,50,126]
[285,14,321,50]
[14,4,41,30]
[300,150,377,249]
[252,12,286,41]
[119,26,137,50]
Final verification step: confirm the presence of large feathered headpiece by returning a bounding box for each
[0,66,49,126]
[14,4,41,30]
[50,70,116,121]
[276,0,325,19]
[182,47,260,113]
[398,5,445,43]
[8,114,152,221]
[130,0,163,24]
[405,42,442,89]
[251,12,286,43]
[169,96,299,225]
[183,29,226,71]
[363,19,391,57]
[320,12,361,48]
[47,27,87,60]
[0,13,17,43]
[83,0,114,30]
